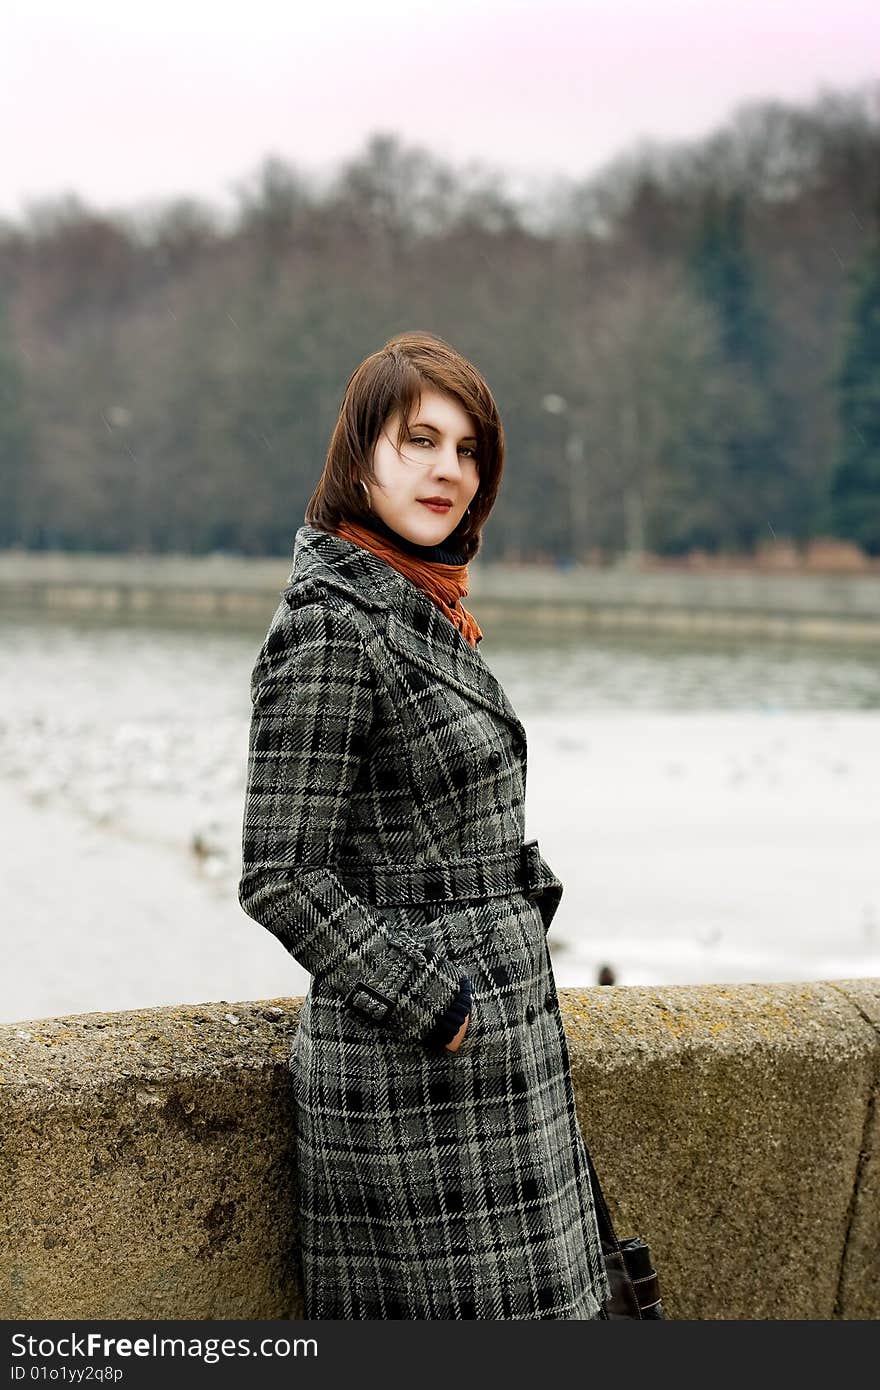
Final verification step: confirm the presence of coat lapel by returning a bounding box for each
[383,598,526,742]
[286,526,527,744]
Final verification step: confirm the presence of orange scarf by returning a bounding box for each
[333,518,483,648]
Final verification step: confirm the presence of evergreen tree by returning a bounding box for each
[690,192,770,369]
[826,236,880,554]
[688,191,791,550]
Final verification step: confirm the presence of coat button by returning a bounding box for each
[525,1003,537,1024]
[488,750,502,770]
[511,734,525,757]
[543,991,557,1012]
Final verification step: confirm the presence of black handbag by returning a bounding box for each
[585,1146,666,1319]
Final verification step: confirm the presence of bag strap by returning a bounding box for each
[584,1144,644,1319]
[583,1144,620,1254]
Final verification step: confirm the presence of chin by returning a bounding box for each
[399,506,459,546]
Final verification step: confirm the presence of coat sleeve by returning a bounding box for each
[238,595,466,1043]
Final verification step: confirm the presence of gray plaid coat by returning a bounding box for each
[238,524,610,1319]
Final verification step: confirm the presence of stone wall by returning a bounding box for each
[1,979,878,1320]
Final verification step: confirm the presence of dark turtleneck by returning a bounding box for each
[357,508,467,566]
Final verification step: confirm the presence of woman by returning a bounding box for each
[238,330,611,1320]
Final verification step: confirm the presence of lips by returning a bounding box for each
[418,499,453,512]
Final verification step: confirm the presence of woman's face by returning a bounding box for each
[365,387,480,547]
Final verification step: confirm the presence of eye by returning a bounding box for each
[410,435,477,460]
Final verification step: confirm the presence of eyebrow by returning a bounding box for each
[411,421,478,445]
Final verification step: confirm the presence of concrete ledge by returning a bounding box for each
[2,553,879,642]
[1,980,878,1320]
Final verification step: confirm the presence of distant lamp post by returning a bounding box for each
[618,401,644,566]
[103,404,145,549]
[541,394,588,564]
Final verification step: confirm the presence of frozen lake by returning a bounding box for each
[2,609,878,1025]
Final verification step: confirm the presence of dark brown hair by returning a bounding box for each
[305,330,505,561]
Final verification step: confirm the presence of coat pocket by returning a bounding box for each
[421,900,509,962]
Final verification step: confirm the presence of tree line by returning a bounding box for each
[0,82,878,562]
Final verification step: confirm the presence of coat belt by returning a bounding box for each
[335,839,557,907]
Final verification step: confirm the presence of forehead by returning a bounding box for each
[406,386,476,434]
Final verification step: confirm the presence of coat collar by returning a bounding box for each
[284,525,526,744]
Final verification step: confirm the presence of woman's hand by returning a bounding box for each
[445,1012,470,1052]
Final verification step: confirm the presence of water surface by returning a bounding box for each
[2,609,878,1024]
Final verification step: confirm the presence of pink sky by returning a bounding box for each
[2,0,877,221]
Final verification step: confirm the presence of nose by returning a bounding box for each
[431,446,465,480]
